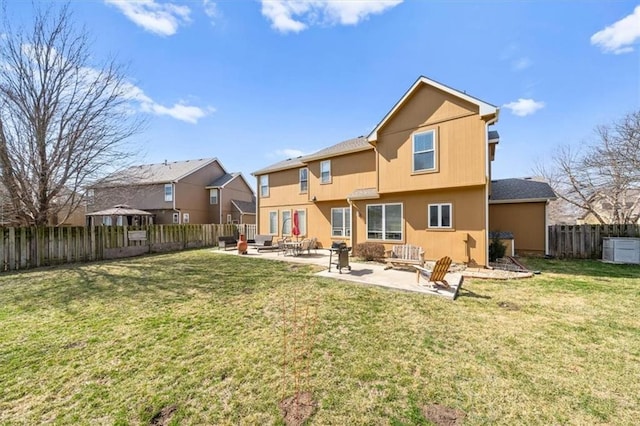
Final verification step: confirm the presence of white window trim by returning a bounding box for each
[227,214,233,224]
[296,209,307,237]
[320,160,331,184]
[260,175,269,197]
[172,212,180,224]
[164,183,173,202]
[183,213,190,224]
[412,129,437,173]
[428,203,453,229]
[299,168,308,193]
[366,203,403,241]
[282,210,292,236]
[268,210,278,235]
[209,188,219,205]
[331,207,351,237]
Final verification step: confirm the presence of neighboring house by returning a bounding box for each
[0,185,86,226]
[89,158,255,225]
[489,178,557,255]
[576,189,640,225]
[253,76,502,266]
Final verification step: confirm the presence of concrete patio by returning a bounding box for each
[213,245,531,299]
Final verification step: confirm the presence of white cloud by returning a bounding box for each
[123,83,213,123]
[275,148,305,158]
[203,0,220,24]
[591,5,640,54]
[503,98,545,117]
[104,0,191,36]
[511,57,532,71]
[260,0,403,33]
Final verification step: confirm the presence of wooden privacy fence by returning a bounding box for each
[548,224,640,259]
[0,223,247,272]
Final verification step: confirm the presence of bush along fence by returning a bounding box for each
[0,223,257,272]
[548,224,640,259]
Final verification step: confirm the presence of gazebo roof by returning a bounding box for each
[86,204,153,216]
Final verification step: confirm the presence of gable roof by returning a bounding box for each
[98,158,222,187]
[231,199,256,215]
[490,178,556,203]
[368,76,499,143]
[208,172,237,188]
[252,136,370,176]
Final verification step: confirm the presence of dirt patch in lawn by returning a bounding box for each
[422,404,466,426]
[497,301,521,311]
[279,392,316,426]
[150,405,177,426]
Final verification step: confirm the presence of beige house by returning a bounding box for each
[89,158,255,225]
[253,76,507,266]
[576,189,640,225]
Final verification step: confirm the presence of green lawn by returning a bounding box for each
[1,250,639,425]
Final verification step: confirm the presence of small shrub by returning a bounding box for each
[354,242,386,261]
[489,233,507,262]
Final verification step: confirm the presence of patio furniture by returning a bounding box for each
[414,256,452,287]
[218,236,237,251]
[284,240,304,256]
[250,234,274,251]
[385,244,425,269]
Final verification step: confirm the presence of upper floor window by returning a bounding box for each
[209,189,219,204]
[299,168,308,193]
[183,213,190,224]
[260,175,269,197]
[164,183,173,202]
[331,207,351,237]
[367,203,403,241]
[428,203,452,228]
[86,189,95,205]
[269,211,278,234]
[413,130,436,172]
[320,160,331,184]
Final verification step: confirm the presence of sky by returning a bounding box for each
[5,0,640,190]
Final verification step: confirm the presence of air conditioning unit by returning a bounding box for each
[602,237,640,264]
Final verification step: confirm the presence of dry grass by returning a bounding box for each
[0,250,639,424]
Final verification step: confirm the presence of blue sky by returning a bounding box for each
[7,1,640,189]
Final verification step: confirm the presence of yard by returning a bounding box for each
[0,250,639,425]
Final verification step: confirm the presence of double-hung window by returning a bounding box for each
[320,160,331,184]
[299,168,308,193]
[367,203,403,241]
[268,211,278,234]
[164,183,173,202]
[209,189,218,204]
[331,208,351,237]
[413,130,436,172]
[260,175,269,197]
[296,209,307,236]
[428,203,452,228]
[282,210,292,235]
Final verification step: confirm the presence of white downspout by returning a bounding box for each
[485,115,498,266]
[172,182,180,224]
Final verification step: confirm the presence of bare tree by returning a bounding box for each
[0,3,142,226]
[537,111,640,224]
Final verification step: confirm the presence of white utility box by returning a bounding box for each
[602,237,640,264]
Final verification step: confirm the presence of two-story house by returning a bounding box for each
[89,158,255,225]
[253,76,504,266]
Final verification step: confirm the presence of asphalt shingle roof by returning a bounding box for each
[209,173,238,187]
[491,178,556,202]
[252,136,370,175]
[488,130,499,141]
[231,199,256,214]
[100,158,218,186]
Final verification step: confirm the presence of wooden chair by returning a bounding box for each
[414,256,452,288]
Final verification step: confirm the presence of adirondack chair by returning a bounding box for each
[414,256,452,288]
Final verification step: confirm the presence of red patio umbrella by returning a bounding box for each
[292,210,300,240]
